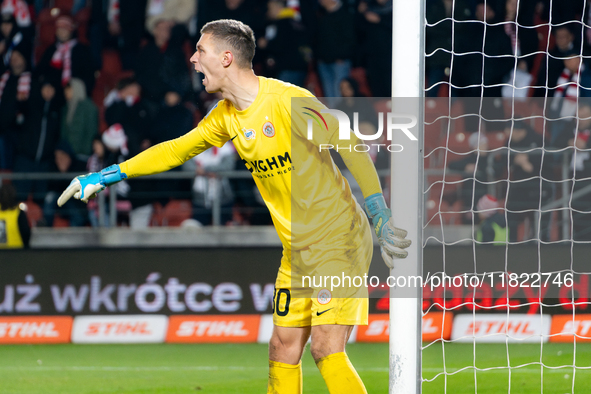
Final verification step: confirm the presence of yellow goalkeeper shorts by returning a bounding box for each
[273,209,373,327]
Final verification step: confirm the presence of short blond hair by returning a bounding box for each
[201,19,256,69]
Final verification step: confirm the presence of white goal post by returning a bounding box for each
[390,0,424,393]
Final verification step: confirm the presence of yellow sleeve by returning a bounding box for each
[120,100,229,178]
[119,129,214,178]
[333,131,383,199]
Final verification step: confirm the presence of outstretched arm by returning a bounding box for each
[57,128,215,206]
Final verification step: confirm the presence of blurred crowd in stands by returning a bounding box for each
[0,0,590,244]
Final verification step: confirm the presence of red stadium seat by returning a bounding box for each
[52,215,70,228]
[23,199,42,227]
[349,67,372,97]
[149,200,193,227]
[53,0,73,13]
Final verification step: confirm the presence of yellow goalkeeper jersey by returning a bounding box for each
[120,76,380,250]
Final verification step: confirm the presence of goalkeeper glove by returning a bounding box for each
[57,164,127,207]
[365,193,411,269]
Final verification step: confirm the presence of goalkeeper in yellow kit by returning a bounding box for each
[58,19,410,394]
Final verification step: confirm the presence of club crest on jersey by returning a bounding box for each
[242,128,256,140]
[262,121,275,138]
[317,289,332,305]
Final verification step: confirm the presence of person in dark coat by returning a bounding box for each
[0,48,31,170]
[13,81,63,202]
[88,0,147,70]
[104,77,153,158]
[505,121,552,242]
[0,12,32,75]
[43,140,88,227]
[534,25,579,97]
[315,0,355,101]
[35,14,95,98]
[357,0,392,97]
[257,0,310,88]
[134,19,191,106]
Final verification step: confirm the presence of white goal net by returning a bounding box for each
[419,0,591,393]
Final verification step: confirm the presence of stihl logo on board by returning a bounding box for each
[72,315,167,343]
[85,321,152,336]
[451,314,551,343]
[167,315,260,343]
[0,316,72,344]
[550,314,591,342]
[355,312,452,342]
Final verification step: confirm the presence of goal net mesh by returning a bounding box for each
[422,0,591,392]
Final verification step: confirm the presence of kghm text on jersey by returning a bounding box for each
[243,152,292,175]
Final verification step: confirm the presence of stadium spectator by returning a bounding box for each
[187,142,236,226]
[476,1,517,98]
[85,127,132,227]
[315,0,355,102]
[145,0,196,36]
[503,0,539,72]
[0,0,32,39]
[104,77,152,157]
[476,194,507,244]
[257,0,310,88]
[0,48,31,170]
[505,121,552,242]
[534,26,577,97]
[43,141,88,227]
[60,77,99,160]
[12,81,62,202]
[0,12,32,75]
[151,89,194,201]
[151,90,193,144]
[197,0,265,39]
[548,50,591,143]
[88,0,147,70]
[357,0,392,97]
[35,14,95,97]
[134,19,191,105]
[448,133,499,221]
[425,0,453,97]
[555,102,591,240]
[0,183,30,249]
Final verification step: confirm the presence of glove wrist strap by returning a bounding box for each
[365,193,387,218]
[100,164,128,186]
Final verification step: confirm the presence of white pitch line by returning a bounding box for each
[0,366,588,374]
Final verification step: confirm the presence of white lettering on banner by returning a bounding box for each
[250,284,275,312]
[176,321,249,337]
[0,286,14,313]
[451,314,551,343]
[15,284,41,313]
[212,283,242,312]
[360,319,437,336]
[0,276,42,313]
[51,285,89,312]
[561,320,591,336]
[6,275,274,314]
[365,320,389,336]
[90,276,116,312]
[71,315,167,344]
[423,318,438,334]
[0,322,58,338]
